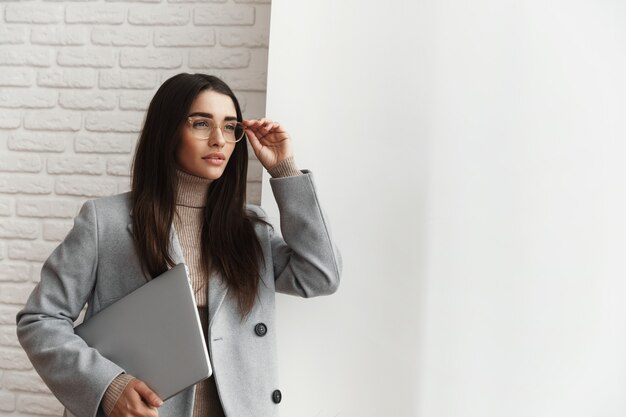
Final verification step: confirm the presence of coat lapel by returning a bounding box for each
[126,216,185,266]
[128,212,229,329]
[208,270,229,329]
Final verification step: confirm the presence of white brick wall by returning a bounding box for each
[0,0,270,415]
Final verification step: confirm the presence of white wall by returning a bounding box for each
[264,1,626,416]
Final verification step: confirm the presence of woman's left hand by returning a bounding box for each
[243,118,293,170]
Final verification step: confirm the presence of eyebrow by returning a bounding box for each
[188,112,238,121]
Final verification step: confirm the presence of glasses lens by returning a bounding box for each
[188,118,245,142]
[190,118,212,138]
[223,121,245,143]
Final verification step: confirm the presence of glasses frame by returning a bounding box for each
[186,116,246,144]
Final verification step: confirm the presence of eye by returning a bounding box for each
[192,119,210,128]
[224,123,237,132]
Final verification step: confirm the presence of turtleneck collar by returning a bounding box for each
[175,168,213,208]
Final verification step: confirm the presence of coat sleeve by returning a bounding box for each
[267,170,342,297]
[16,199,125,417]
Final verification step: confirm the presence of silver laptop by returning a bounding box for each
[74,263,212,402]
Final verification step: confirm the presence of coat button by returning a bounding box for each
[255,322,267,337]
[272,389,282,404]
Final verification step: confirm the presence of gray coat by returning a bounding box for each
[16,171,341,417]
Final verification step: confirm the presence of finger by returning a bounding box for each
[133,380,163,408]
[245,128,263,154]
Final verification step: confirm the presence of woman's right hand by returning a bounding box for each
[109,378,163,417]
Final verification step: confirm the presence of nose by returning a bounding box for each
[207,126,226,147]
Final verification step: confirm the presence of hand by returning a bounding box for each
[243,118,293,170]
[109,378,163,417]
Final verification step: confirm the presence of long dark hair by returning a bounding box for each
[131,73,265,319]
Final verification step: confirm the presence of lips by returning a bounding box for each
[202,153,225,161]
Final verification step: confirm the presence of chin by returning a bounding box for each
[201,168,225,180]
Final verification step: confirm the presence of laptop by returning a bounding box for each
[74,263,212,402]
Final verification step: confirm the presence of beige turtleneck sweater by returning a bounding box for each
[102,157,301,417]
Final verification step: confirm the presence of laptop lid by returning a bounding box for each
[74,263,212,402]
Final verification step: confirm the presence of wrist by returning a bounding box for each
[267,156,301,178]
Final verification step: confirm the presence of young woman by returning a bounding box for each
[16,73,341,417]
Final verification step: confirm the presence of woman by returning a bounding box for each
[16,73,342,417]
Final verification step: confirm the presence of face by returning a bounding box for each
[176,90,238,180]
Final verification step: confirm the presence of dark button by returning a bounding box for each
[272,389,282,404]
[255,322,267,337]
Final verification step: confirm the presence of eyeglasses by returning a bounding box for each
[186,117,246,143]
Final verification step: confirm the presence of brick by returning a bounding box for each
[38,68,96,88]
[0,46,53,67]
[217,70,266,91]
[0,25,27,45]
[120,49,183,69]
[8,242,58,263]
[0,110,21,129]
[75,133,134,153]
[237,91,267,118]
[0,325,20,347]
[85,111,143,133]
[31,263,44,283]
[8,132,68,153]
[99,70,158,89]
[254,3,270,25]
[5,4,63,23]
[0,220,39,240]
[158,70,185,84]
[117,180,131,194]
[154,28,215,47]
[55,176,117,197]
[57,47,116,68]
[0,67,34,87]
[0,390,16,412]
[219,29,269,47]
[169,0,226,2]
[0,176,53,194]
[246,157,263,182]
[106,157,131,176]
[17,198,77,218]
[0,305,21,325]
[0,154,42,173]
[18,394,64,415]
[31,26,87,46]
[246,180,261,205]
[249,47,269,72]
[195,5,254,26]
[0,88,57,109]
[65,5,126,24]
[189,48,250,69]
[128,6,190,25]
[0,264,31,282]
[0,198,12,216]
[0,283,36,305]
[91,27,151,46]
[59,91,116,110]
[43,221,73,241]
[47,156,103,175]
[24,111,82,131]
[0,241,5,260]
[2,371,50,394]
[119,91,152,111]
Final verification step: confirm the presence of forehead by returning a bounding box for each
[189,90,236,119]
